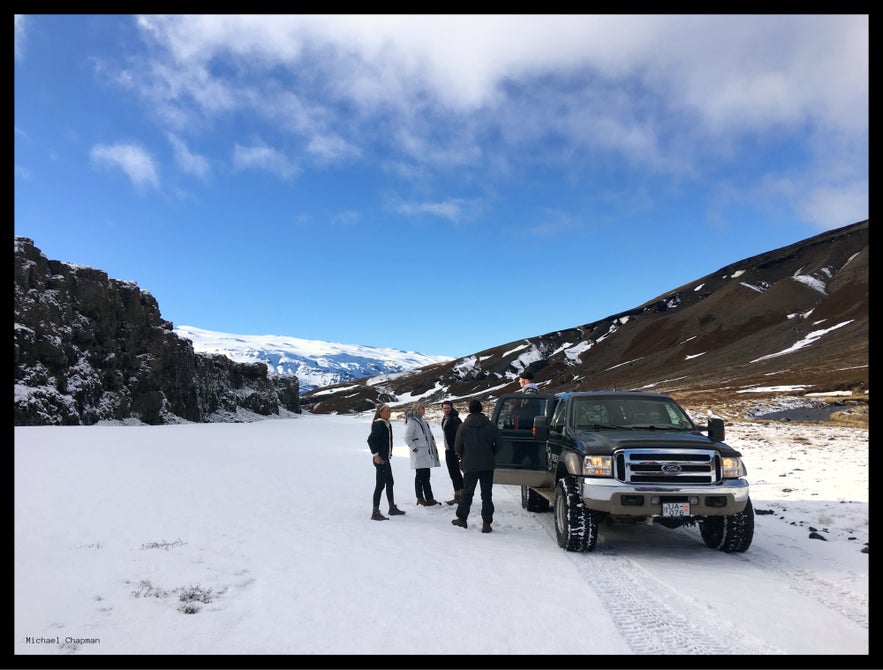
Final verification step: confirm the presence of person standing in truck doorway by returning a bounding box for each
[441,401,464,506]
[518,371,539,393]
[452,399,500,533]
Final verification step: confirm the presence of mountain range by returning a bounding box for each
[14,220,868,425]
[173,325,451,393]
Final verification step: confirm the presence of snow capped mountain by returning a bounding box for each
[174,325,452,393]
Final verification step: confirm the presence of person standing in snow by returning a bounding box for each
[441,401,464,506]
[452,399,500,533]
[404,401,442,506]
[518,370,540,393]
[367,404,406,521]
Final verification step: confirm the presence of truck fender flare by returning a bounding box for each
[557,451,583,478]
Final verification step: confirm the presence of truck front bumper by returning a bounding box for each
[581,477,750,516]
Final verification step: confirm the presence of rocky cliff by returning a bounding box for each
[14,237,300,425]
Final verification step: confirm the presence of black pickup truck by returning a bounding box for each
[490,390,754,553]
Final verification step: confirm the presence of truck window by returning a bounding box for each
[617,398,690,428]
[550,398,568,431]
[498,397,547,430]
[572,398,616,427]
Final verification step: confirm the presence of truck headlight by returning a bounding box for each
[584,455,612,477]
[722,456,746,478]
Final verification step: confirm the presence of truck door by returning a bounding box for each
[491,393,554,486]
[545,396,571,472]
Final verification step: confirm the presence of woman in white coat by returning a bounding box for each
[404,401,442,505]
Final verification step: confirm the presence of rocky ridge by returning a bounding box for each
[14,237,300,425]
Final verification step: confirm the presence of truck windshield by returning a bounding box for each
[570,397,693,431]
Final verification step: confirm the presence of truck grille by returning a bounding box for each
[615,448,720,484]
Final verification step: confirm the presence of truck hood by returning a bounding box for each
[574,429,742,457]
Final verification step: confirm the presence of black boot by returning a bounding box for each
[388,505,406,516]
[481,521,493,533]
[372,508,388,521]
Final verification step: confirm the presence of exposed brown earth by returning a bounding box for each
[302,220,868,424]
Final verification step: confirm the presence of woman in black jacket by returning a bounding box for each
[367,404,406,520]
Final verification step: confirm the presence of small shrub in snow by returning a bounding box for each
[131,579,168,599]
[140,538,187,551]
[178,585,213,604]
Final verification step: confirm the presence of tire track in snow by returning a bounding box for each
[533,512,783,655]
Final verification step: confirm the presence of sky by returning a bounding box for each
[14,406,868,658]
[13,14,869,358]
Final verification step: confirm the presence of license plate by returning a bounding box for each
[662,502,690,517]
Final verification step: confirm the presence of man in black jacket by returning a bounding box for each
[441,401,464,505]
[452,399,500,533]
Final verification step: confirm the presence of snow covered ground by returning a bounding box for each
[14,408,868,657]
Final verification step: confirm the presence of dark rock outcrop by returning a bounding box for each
[14,237,300,425]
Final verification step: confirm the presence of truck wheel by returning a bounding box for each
[700,498,755,553]
[699,516,724,548]
[522,485,550,512]
[554,476,596,551]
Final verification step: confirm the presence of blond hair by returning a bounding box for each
[372,404,391,421]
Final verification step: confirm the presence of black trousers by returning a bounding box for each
[415,468,434,500]
[373,461,395,508]
[456,470,494,523]
[444,448,464,491]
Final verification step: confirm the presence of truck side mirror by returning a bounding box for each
[707,417,725,442]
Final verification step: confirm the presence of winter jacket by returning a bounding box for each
[454,412,500,473]
[367,418,393,463]
[441,409,462,451]
[404,411,441,469]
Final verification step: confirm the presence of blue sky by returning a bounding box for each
[14,15,868,359]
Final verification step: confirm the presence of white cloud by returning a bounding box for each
[129,16,867,148]
[232,143,298,180]
[306,134,361,165]
[391,198,468,222]
[14,14,25,61]
[116,15,866,231]
[89,143,160,190]
[799,182,869,231]
[166,133,210,181]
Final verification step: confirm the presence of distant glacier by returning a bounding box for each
[174,325,452,392]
